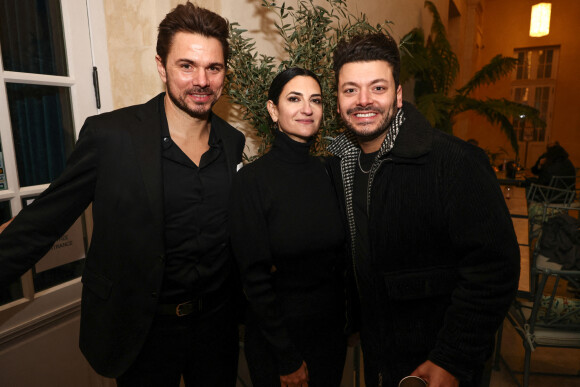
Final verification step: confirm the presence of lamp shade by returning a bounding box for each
[530,3,551,37]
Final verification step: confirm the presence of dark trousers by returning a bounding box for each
[244,314,346,387]
[116,299,239,387]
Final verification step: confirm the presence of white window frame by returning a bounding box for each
[0,0,112,341]
[511,46,559,167]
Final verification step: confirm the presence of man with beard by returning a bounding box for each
[0,3,244,386]
[326,33,519,387]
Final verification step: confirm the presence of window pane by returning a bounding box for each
[516,52,524,79]
[18,197,87,291]
[513,87,529,104]
[523,51,531,80]
[534,86,550,120]
[0,145,6,190]
[545,50,553,78]
[0,201,23,305]
[0,200,12,227]
[6,83,75,187]
[537,50,545,79]
[0,0,68,76]
[33,258,85,292]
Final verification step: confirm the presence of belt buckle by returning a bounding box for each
[176,301,194,317]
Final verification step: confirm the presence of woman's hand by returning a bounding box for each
[280,361,309,387]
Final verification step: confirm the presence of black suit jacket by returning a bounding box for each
[0,93,245,377]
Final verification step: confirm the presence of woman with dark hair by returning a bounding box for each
[229,68,347,387]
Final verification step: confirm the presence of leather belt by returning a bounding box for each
[156,290,229,317]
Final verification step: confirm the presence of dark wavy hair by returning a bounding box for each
[333,32,400,88]
[156,2,229,66]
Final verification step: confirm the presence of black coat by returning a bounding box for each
[0,93,245,377]
[328,102,520,385]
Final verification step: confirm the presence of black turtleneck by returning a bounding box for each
[229,132,346,375]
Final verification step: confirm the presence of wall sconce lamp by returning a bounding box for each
[529,3,551,37]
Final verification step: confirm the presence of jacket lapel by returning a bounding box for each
[210,112,239,182]
[125,96,241,226]
[127,94,165,227]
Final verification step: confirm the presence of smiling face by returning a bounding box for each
[156,31,226,119]
[337,60,402,152]
[267,75,323,143]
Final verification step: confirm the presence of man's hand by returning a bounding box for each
[0,218,13,233]
[280,361,309,387]
[410,360,458,387]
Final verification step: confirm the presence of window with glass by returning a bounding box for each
[0,0,82,308]
[0,200,23,305]
[536,49,553,79]
[0,0,109,323]
[515,51,532,80]
[511,47,558,144]
[0,141,6,190]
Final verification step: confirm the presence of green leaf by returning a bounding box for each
[457,55,518,96]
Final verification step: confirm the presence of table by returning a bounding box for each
[502,186,530,293]
[503,186,528,218]
[497,170,527,187]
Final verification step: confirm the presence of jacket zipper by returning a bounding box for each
[368,158,389,387]
[366,158,388,215]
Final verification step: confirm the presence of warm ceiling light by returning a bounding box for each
[530,3,551,37]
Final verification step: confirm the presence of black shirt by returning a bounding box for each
[159,99,230,302]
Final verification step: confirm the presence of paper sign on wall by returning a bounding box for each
[35,217,86,273]
[22,198,86,273]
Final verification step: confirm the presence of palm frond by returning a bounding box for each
[416,93,454,133]
[423,1,459,94]
[424,1,446,39]
[451,96,548,154]
[457,55,518,96]
[400,28,430,85]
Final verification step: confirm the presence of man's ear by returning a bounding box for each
[156,55,167,83]
[396,84,403,109]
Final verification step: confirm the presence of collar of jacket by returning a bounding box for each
[329,101,434,164]
[137,92,235,143]
[128,93,242,224]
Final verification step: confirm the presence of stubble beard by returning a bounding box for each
[343,99,399,143]
[166,80,218,120]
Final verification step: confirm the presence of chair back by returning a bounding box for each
[518,204,580,340]
[527,183,575,205]
[548,175,576,191]
[503,205,580,387]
